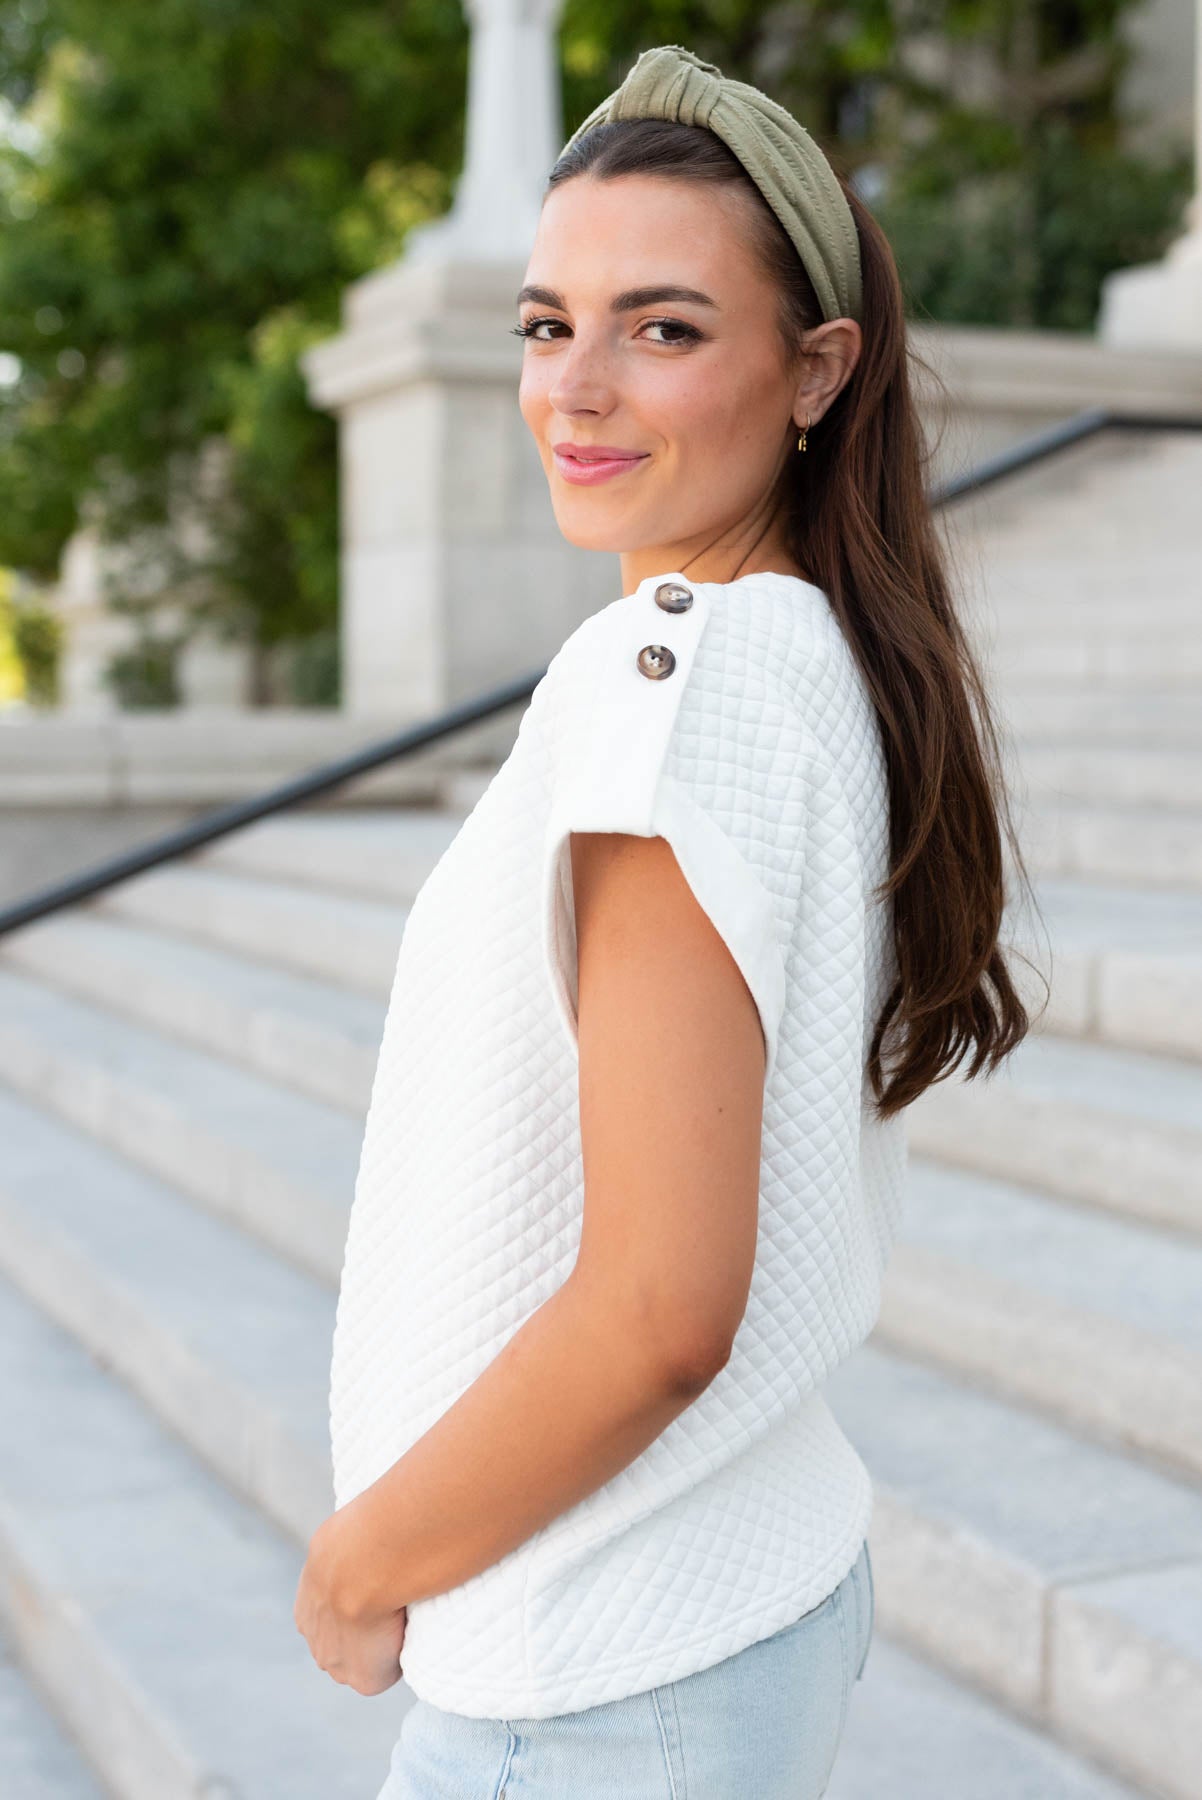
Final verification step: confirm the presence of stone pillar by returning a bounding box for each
[301,0,618,731]
[1098,0,1202,349]
[404,0,565,266]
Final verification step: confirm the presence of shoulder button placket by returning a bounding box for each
[637,579,695,679]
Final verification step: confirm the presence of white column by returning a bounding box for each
[1099,0,1202,347]
[404,0,565,265]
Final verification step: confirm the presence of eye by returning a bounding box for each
[639,316,703,345]
[509,315,703,346]
[509,316,566,341]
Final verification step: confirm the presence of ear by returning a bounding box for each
[792,317,862,423]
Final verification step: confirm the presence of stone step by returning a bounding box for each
[884,1157,1202,1482]
[907,1029,1202,1237]
[985,638,1202,687]
[971,563,1201,615]
[0,965,358,1283]
[0,1085,1184,1794]
[971,485,1202,549]
[970,611,1201,654]
[963,565,1202,627]
[960,432,1202,537]
[1012,745,1202,811]
[0,712,457,810]
[976,553,1202,599]
[975,537,1202,572]
[90,861,408,997]
[193,805,464,901]
[0,1273,406,1800]
[1019,798,1202,891]
[1014,877,1202,1061]
[829,1631,1143,1800]
[1002,690,1202,747]
[968,525,1202,566]
[827,1342,1202,1800]
[1,907,385,1114]
[0,1615,109,1799]
[0,1082,334,1544]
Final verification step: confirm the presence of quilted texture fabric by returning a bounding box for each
[328,567,909,1719]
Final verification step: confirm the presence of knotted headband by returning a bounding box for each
[558,44,863,326]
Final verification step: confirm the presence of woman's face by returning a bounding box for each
[517,171,855,593]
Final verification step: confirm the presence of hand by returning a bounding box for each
[295,1508,408,1696]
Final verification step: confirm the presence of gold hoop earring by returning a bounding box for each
[797,412,810,453]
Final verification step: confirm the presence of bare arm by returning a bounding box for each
[326,828,766,1621]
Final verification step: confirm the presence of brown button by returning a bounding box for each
[654,581,693,613]
[637,644,676,680]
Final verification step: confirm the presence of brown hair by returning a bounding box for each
[546,116,1046,1121]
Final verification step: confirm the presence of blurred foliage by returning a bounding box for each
[7,588,63,703]
[0,0,1194,686]
[877,118,1191,328]
[201,305,343,654]
[286,625,341,708]
[867,0,1193,327]
[100,624,183,708]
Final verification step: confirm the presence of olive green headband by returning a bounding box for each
[558,44,863,326]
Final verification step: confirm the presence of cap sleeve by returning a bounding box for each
[538,574,811,1088]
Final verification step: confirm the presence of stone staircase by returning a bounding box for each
[0,427,1199,1798]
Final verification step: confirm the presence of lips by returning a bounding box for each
[553,444,647,462]
[552,444,650,487]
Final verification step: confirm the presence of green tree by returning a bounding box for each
[0,0,468,693]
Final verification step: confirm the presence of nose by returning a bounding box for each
[545,326,617,416]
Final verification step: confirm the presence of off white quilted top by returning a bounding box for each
[328,567,909,1718]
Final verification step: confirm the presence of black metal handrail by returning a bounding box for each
[3,404,1200,940]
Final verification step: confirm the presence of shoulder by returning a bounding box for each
[705,574,866,740]
[538,570,844,718]
[681,574,842,719]
[532,569,870,805]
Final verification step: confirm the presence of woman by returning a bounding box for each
[296,43,1038,1798]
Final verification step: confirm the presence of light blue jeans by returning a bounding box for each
[378,1538,874,1799]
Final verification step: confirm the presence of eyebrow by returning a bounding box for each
[515,283,720,313]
